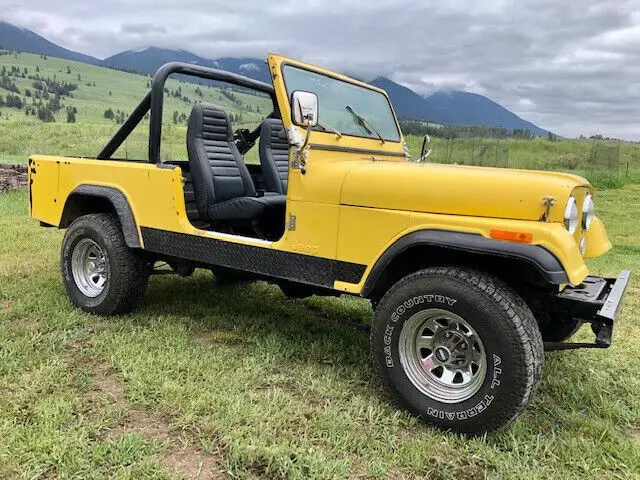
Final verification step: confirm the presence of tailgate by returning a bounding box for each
[29,156,60,224]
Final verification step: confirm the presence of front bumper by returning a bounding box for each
[545,270,631,350]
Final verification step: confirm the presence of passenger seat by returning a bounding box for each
[259,118,290,195]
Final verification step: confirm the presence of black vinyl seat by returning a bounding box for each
[187,103,285,224]
[259,118,290,195]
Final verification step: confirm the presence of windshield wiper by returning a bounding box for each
[345,105,385,143]
[316,121,342,139]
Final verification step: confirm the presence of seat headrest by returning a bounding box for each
[188,103,233,143]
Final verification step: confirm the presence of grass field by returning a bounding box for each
[1,184,639,478]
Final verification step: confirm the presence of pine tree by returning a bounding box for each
[66,106,76,123]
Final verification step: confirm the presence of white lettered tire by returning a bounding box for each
[370,267,544,434]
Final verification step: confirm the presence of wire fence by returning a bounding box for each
[587,141,620,177]
[427,138,625,185]
[437,138,510,168]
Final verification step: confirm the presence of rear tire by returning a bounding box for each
[370,267,544,434]
[61,213,149,315]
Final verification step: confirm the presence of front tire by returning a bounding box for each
[371,267,544,434]
[61,213,149,315]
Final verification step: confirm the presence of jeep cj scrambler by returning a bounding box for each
[28,54,630,434]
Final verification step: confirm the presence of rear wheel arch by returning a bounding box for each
[60,185,141,248]
[363,229,568,304]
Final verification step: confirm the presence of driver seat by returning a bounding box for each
[186,103,285,224]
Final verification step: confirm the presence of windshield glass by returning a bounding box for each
[283,65,401,142]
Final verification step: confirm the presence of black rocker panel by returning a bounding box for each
[140,227,366,288]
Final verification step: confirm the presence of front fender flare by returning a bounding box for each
[361,229,569,296]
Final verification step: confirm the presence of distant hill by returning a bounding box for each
[1,21,548,134]
[102,47,271,83]
[425,91,547,135]
[0,21,100,65]
[101,47,208,74]
[370,77,451,125]
[371,77,547,136]
[209,57,271,83]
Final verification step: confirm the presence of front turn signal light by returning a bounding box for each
[490,229,533,244]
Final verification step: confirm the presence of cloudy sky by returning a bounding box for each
[3,0,639,139]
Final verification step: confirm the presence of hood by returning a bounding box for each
[340,161,591,222]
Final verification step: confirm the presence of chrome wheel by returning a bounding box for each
[399,308,486,403]
[71,238,108,298]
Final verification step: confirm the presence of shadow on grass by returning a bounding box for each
[134,272,373,371]
[85,270,640,439]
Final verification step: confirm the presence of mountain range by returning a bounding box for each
[0,21,548,135]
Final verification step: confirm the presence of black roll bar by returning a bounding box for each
[97,92,151,160]
[97,61,275,163]
[149,62,274,164]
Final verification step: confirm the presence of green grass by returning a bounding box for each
[1,185,639,478]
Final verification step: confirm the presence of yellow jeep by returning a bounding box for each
[28,54,630,434]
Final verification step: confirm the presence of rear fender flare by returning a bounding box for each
[61,185,141,248]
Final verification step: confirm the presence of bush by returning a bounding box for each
[4,94,23,109]
[32,78,78,97]
[0,75,21,94]
[45,95,61,113]
[66,106,77,123]
[104,108,114,120]
[37,106,55,122]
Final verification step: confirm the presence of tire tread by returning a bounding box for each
[371,266,544,433]
[61,213,148,316]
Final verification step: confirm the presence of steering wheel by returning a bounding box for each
[233,128,255,154]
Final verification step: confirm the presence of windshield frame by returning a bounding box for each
[280,62,402,144]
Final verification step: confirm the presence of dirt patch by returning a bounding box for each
[193,329,246,347]
[89,362,227,479]
[0,164,28,193]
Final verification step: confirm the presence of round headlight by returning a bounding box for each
[564,197,579,235]
[582,194,595,230]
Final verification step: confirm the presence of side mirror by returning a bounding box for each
[291,91,318,127]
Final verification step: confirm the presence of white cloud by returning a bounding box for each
[3,0,640,139]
